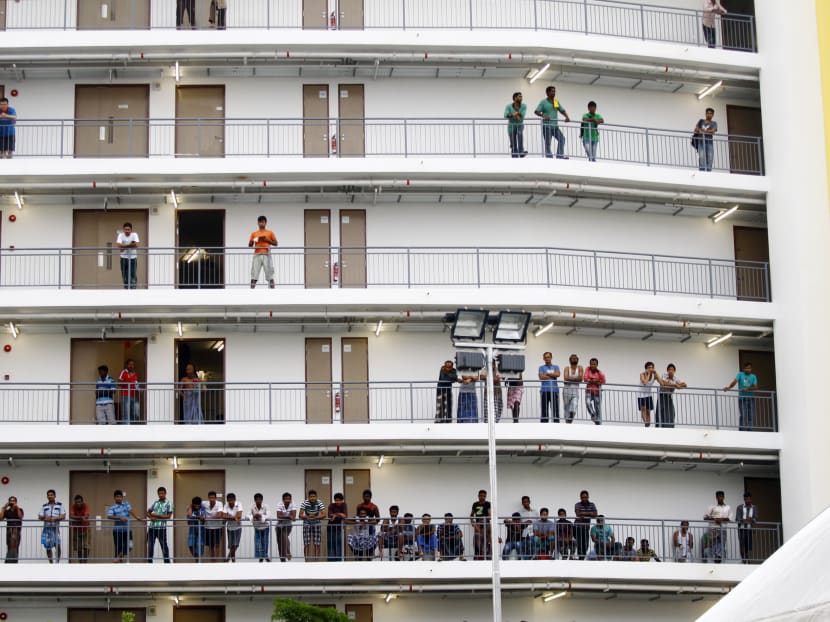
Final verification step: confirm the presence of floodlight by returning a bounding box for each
[493,311,531,343]
[451,309,489,341]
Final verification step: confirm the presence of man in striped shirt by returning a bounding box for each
[147,486,173,563]
[299,490,327,562]
[38,489,65,563]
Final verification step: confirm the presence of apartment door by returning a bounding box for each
[306,338,333,423]
[305,209,331,288]
[343,469,370,514]
[69,610,147,622]
[726,105,763,175]
[75,85,149,157]
[302,0,327,29]
[303,84,330,157]
[305,469,332,559]
[341,337,369,423]
[721,0,756,51]
[77,0,151,29]
[733,227,769,301]
[174,606,224,622]
[72,209,149,289]
[742,477,782,562]
[345,604,373,622]
[176,86,225,157]
[338,0,364,29]
[173,470,225,561]
[338,84,365,157]
[70,339,147,424]
[738,349,777,431]
[69,470,148,563]
[340,209,367,288]
[175,339,226,423]
[177,210,225,288]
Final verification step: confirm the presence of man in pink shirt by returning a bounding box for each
[702,0,726,48]
[583,358,606,425]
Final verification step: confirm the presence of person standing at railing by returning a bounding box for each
[249,493,271,562]
[347,507,378,561]
[694,108,718,171]
[480,361,503,422]
[177,0,196,29]
[504,92,527,158]
[69,494,90,563]
[457,373,480,423]
[518,496,535,560]
[186,496,206,561]
[0,97,17,159]
[223,492,243,563]
[673,520,695,562]
[107,489,141,563]
[500,512,525,560]
[656,363,687,428]
[589,515,615,560]
[146,486,173,564]
[562,354,583,424]
[179,363,205,424]
[299,489,327,562]
[209,0,227,30]
[118,359,141,424]
[202,491,224,562]
[248,215,278,289]
[638,361,659,427]
[437,513,465,561]
[327,492,348,562]
[506,374,524,423]
[0,496,24,563]
[275,491,297,562]
[115,222,140,290]
[736,492,757,564]
[435,360,459,423]
[583,358,606,424]
[470,489,492,560]
[702,0,727,48]
[379,505,401,560]
[574,490,598,560]
[704,490,732,563]
[555,509,575,560]
[532,508,556,559]
[94,365,117,425]
[723,362,758,431]
[534,86,570,159]
[580,101,604,162]
[538,352,561,423]
[38,489,65,563]
[416,514,440,561]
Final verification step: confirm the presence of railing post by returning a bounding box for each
[402,0,406,30]
[471,119,477,157]
[56,384,61,424]
[336,117,341,159]
[651,254,657,294]
[65,0,70,30]
[640,5,645,40]
[592,250,599,290]
[268,382,273,424]
[708,259,715,298]
[750,16,757,52]
[57,249,63,289]
[267,0,271,29]
[714,389,720,430]
[533,0,538,31]
[644,127,651,166]
[60,119,65,158]
[660,519,667,565]
[469,0,474,30]
[476,248,482,287]
[583,0,589,34]
[765,262,770,301]
[409,382,415,423]
[403,119,408,157]
[406,248,412,288]
[545,248,551,287]
[266,119,271,156]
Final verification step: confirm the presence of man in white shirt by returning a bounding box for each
[116,222,140,289]
[223,492,243,562]
[249,493,271,562]
[202,491,224,562]
[518,495,535,560]
[703,490,732,563]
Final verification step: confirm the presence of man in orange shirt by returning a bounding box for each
[248,215,278,289]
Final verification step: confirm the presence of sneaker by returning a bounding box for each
[556,155,569,160]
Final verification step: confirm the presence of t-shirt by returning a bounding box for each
[148,498,173,528]
[660,374,683,394]
[574,501,597,524]
[327,501,348,525]
[223,502,243,531]
[356,502,380,519]
[0,108,17,136]
[535,98,566,127]
[202,500,224,530]
[519,507,535,538]
[581,112,604,142]
[69,502,90,529]
[539,364,560,392]
[505,522,524,542]
[590,524,614,544]
[107,501,132,531]
[707,503,732,521]
[39,501,65,527]
[300,499,326,525]
[95,375,116,405]
[118,369,139,398]
[504,102,527,129]
[471,500,491,523]
[639,375,658,398]
[249,229,277,254]
[116,231,140,259]
[735,372,758,396]
[249,503,270,529]
[533,519,555,539]
[276,501,298,525]
[697,119,718,141]
[583,368,606,395]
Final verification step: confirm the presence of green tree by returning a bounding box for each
[272,597,351,622]
[121,612,136,622]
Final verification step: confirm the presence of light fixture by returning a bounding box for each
[697,80,723,100]
[493,311,532,343]
[170,190,179,209]
[534,322,554,337]
[375,320,383,337]
[174,61,180,83]
[176,321,183,337]
[173,456,179,469]
[13,191,23,210]
[529,63,551,84]
[8,322,18,339]
[713,204,739,223]
[451,309,489,341]
[543,591,567,602]
[182,248,199,264]
[377,454,385,468]
[706,332,733,348]
[173,595,180,606]
[214,340,225,352]
[384,593,393,604]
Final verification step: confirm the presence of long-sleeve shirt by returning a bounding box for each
[583,368,606,395]
[249,503,271,530]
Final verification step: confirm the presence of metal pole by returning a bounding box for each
[484,345,502,622]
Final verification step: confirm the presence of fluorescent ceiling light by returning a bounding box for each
[713,204,739,223]
[377,454,385,468]
[529,63,551,84]
[543,591,567,602]
[215,341,225,352]
[175,61,180,82]
[385,593,393,603]
[170,190,179,209]
[534,322,554,337]
[8,322,18,339]
[706,332,733,348]
[176,321,183,337]
[697,80,723,100]
[375,320,383,337]
[13,191,23,210]
[173,456,179,469]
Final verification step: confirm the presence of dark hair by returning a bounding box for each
[742,362,752,367]
[0,98,8,104]
[123,222,133,229]
[98,365,109,372]
[334,493,344,501]
[124,359,135,366]
[192,496,202,505]
[743,491,752,497]
[644,361,654,369]
[74,494,84,501]
[254,493,263,501]
[706,107,715,114]
[208,491,217,497]
[362,489,372,497]
[282,492,292,499]
[157,486,166,493]
[667,363,676,371]
[444,513,454,518]
[390,505,399,511]
[557,508,566,515]
[579,490,589,497]
[47,489,56,495]
[597,514,605,520]
[587,100,597,107]
[521,495,530,502]
[422,513,432,518]
[257,215,267,222]
[226,492,236,500]
[589,358,598,364]
[307,490,317,496]
[511,512,522,517]
[512,92,522,100]
[114,489,123,497]
[716,490,725,497]
[546,85,556,95]
[403,512,414,518]
[540,507,549,514]
[543,352,552,358]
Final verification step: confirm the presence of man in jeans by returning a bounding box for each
[702,0,726,48]
[248,215,278,289]
[147,486,173,563]
[538,352,560,423]
[694,107,718,171]
[118,359,141,424]
[534,85,570,159]
[724,362,759,430]
[583,358,606,425]
[504,92,527,158]
[115,222,140,289]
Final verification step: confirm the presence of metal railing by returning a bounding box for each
[0,245,771,301]
[0,381,777,431]
[1,0,757,52]
[0,516,779,564]
[7,117,765,174]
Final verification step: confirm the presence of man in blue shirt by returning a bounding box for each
[0,98,16,158]
[95,365,117,425]
[724,362,759,431]
[538,352,561,422]
[107,489,140,562]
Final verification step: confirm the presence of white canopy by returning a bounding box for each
[697,505,830,622]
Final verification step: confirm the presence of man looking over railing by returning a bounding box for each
[248,215,278,289]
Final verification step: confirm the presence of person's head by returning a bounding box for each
[73,494,84,506]
[191,496,202,509]
[743,492,752,504]
[742,362,753,374]
[125,358,135,371]
[569,354,579,365]
[46,489,56,502]
[510,512,522,523]
[122,222,133,235]
[208,491,217,504]
[705,107,715,120]
[421,513,432,524]
[589,358,599,370]
[444,512,454,524]
[254,493,263,504]
[362,489,373,502]
[640,539,650,550]
[113,489,124,503]
[543,352,552,365]
[389,505,399,516]
[521,495,531,509]
[644,361,654,372]
[580,490,590,502]
[257,216,267,229]
[334,492,344,503]
[513,92,523,104]
[185,363,196,376]
[478,489,487,502]
[0,98,9,112]
[625,536,635,548]
[357,507,368,518]
[442,360,454,371]
[282,492,292,503]
[596,515,605,525]
[557,508,567,518]
[680,520,690,532]
[7,496,17,506]
[540,507,549,519]
[98,364,109,378]
[715,490,725,503]
[157,486,167,500]
[666,363,676,377]
[546,85,556,98]
[306,490,316,503]
[226,493,236,505]
[587,100,597,113]
[402,512,414,523]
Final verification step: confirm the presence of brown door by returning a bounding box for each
[303,84,330,157]
[726,105,763,175]
[75,85,149,157]
[338,84,365,157]
[0,1,6,31]
[175,339,226,423]
[733,226,769,301]
[305,209,331,288]
[742,477,781,562]
[306,338,333,423]
[305,469,332,560]
[69,610,147,622]
[177,209,225,289]
[176,86,225,157]
[70,339,147,424]
[343,469,370,516]
[73,209,149,289]
[721,0,755,51]
[174,606,224,622]
[69,470,148,563]
[341,337,369,423]
[76,0,150,29]
[345,604,373,622]
[738,350,777,431]
[340,209,367,288]
[338,0,364,29]
[173,470,225,562]
[303,0,328,28]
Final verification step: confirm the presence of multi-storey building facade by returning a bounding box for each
[0,1,828,621]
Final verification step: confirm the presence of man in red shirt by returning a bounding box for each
[69,494,90,563]
[118,359,140,424]
[248,215,278,289]
[583,358,606,425]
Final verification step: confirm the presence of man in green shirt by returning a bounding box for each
[534,85,570,159]
[504,92,527,158]
[581,100,604,162]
